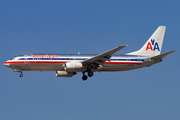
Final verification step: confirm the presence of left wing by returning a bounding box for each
[82,45,127,66]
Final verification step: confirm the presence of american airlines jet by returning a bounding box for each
[4,26,175,80]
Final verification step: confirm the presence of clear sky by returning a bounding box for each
[0,0,179,120]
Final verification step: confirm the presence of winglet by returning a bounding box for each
[150,50,176,60]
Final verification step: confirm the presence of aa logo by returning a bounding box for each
[146,39,160,51]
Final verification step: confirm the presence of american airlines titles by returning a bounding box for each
[33,55,58,58]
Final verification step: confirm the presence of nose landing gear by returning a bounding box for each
[13,69,23,77]
[20,73,23,77]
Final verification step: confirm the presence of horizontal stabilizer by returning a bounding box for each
[150,50,176,60]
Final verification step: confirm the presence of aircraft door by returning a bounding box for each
[24,57,29,63]
[24,57,29,68]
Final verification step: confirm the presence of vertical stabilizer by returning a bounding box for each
[127,26,166,57]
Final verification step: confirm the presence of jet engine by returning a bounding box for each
[56,71,76,77]
[63,62,86,72]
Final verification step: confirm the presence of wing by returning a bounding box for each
[82,45,127,67]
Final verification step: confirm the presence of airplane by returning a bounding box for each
[4,26,175,81]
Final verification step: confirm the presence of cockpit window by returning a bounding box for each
[11,57,16,60]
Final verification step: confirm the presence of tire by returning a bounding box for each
[20,74,23,77]
[88,72,93,77]
[82,75,88,81]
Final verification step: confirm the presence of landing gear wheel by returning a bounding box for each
[20,73,23,77]
[88,71,94,77]
[82,75,88,81]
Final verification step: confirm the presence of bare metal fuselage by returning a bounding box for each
[4,54,159,72]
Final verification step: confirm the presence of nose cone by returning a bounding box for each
[4,61,10,67]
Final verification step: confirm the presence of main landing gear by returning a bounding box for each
[82,71,94,81]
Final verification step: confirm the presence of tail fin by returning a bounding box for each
[127,26,166,57]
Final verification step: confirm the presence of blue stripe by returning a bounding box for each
[18,57,145,62]
[20,58,142,61]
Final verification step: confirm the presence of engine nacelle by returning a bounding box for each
[63,62,86,72]
[56,71,76,77]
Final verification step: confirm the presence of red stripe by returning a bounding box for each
[104,62,142,64]
[4,61,67,64]
[4,61,24,64]
[4,61,142,65]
